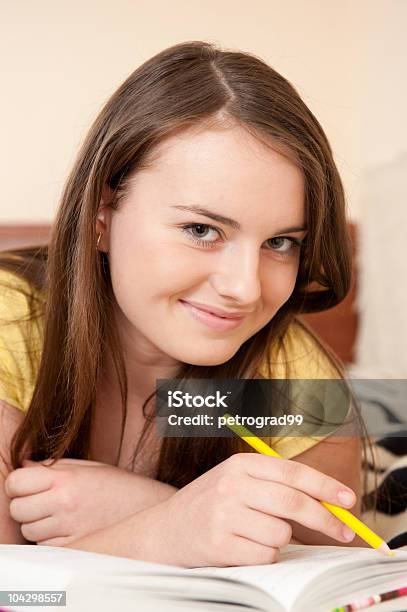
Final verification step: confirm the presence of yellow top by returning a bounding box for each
[0,268,45,414]
[0,268,348,459]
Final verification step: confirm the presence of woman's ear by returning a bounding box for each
[96,185,113,253]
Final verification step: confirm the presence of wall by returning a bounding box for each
[1,0,405,223]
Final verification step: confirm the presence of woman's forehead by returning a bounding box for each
[126,127,305,208]
[141,124,298,169]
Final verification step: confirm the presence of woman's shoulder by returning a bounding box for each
[258,317,344,380]
[0,268,45,413]
[254,318,348,458]
[0,267,34,311]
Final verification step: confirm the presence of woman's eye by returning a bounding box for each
[180,224,221,248]
[180,223,303,256]
[266,237,302,255]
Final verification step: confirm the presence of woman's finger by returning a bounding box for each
[37,535,76,547]
[48,458,105,468]
[239,454,356,508]
[5,466,53,498]
[20,515,67,543]
[233,506,292,549]
[23,459,53,467]
[9,490,54,523]
[243,480,352,543]
[219,534,280,566]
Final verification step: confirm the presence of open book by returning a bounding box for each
[0,543,406,612]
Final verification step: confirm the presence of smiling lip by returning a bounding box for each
[180,300,251,319]
[179,300,247,331]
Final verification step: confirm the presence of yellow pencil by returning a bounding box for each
[222,412,394,557]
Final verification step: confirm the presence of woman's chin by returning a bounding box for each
[180,349,238,368]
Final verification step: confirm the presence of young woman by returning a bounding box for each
[0,40,375,568]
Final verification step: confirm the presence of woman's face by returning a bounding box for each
[97,124,306,368]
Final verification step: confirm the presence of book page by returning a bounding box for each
[0,544,191,591]
[189,544,407,610]
[0,544,283,612]
[1,543,406,612]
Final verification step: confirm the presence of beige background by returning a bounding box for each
[0,0,406,223]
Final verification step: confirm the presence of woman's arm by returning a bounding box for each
[90,460,179,515]
[5,456,179,546]
[63,499,172,562]
[63,444,365,566]
[3,398,178,546]
[0,400,31,543]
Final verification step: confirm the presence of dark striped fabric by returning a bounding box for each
[361,435,407,550]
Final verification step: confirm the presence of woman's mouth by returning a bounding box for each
[179,300,246,331]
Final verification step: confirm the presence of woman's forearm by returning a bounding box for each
[127,472,178,513]
[62,472,178,562]
[64,500,174,563]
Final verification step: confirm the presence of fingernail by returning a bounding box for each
[337,491,355,506]
[342,526,355,541]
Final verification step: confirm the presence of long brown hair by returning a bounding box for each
[1,40,376,510]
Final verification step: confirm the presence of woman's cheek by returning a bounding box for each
[262,263,299,308]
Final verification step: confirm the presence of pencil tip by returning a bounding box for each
[377,542,395,557]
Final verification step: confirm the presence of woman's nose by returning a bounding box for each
[210,246,262,305]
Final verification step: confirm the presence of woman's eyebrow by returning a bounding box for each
[169,204,307,234]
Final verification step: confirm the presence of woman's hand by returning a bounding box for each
[4,458,176,547]
[152,452,357,568]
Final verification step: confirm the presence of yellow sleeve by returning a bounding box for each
[0,269,44,413]
[255,320,350,459]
